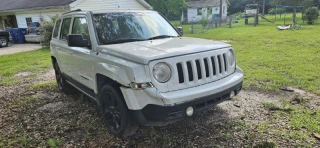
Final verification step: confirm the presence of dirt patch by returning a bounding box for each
[215,91,282,123]
[37,101,69,112]
[14,71,32,78]
[1,69,320,147]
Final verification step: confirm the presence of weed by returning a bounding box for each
[84,117,99,138]
[32,80,57,90]
[11,96,38,107]
[262,102,293,112]
[293,97,307,104]
[262,102,278,110]
[253,141,276,148]
[47,139,61,148]
[257,122,269,131]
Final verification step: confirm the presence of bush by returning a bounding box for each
[303,7,319,24]
[233,12,244,20]
[200,16,209,30]
[37,15,59,47]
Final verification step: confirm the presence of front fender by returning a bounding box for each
[93,54,151,93]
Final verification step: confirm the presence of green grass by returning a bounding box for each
[173,13,320,94]
[47,139,61,148]
[256,99,320,147]
[30,80,57,90]
[290,109,320,133]
[11,96,38,108]
[0,48,51,85]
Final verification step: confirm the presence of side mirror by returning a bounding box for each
[177,27,183,36]
[67,34,89,47]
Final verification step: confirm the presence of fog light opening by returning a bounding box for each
[186,106,194,116]
[230,91,236,99]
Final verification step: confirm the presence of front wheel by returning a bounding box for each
[99,85,138,137]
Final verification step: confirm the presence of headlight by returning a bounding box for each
[228,49,235,66]
[153,63,171,83]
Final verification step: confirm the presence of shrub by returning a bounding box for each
[200,16,209,30]
[303,7,319,24]
[37,15,59,47]
[233,12,244,20]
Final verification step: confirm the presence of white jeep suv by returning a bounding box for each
[50,9,244,137]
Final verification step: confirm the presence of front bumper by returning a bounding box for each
[131,81,242,126]
[120,68,244,126]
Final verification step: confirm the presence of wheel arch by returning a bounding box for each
[96,73,124,94]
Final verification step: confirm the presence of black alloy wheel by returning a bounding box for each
[99,85,138,137]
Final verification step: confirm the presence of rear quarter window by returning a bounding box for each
[60,18,72,40]
[52,19,61,39]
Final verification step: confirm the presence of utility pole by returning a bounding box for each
[219,0,222,27]
[262,0,265,16]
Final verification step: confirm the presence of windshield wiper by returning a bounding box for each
[105,39,145,45]
[147,35,177,40]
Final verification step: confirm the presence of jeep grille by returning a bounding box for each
[149,48,235,92]
[176,53,229,84]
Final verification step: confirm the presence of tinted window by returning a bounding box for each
[72,17,89,40]
[93,12,179,45]
[53,19,61,39]
[60,18,72,40]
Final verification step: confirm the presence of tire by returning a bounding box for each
[53,62,72,93]
[99,84,138,137]
[0,37,8,47]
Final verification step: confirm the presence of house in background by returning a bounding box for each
[181,0,229,23]
[0,0,153,30]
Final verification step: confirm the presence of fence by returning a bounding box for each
[170,15,237,35]
[170,12,313,35]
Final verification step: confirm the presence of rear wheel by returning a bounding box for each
[99,84,138,137]
[0,37,8,47]
[54,62,72,92]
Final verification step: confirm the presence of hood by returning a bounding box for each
[96,37,232,64]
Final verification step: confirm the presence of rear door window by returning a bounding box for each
[53,19,61,39]
[60,18,72,40]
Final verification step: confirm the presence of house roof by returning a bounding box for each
[0,0,152,12]
[0,0,74,12]
[187,0,228,8]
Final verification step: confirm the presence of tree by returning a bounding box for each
[228,0,272,15]
[146,0,187,20]
[303,6,319,24]
[37,15,59,47]
[271,0,313,24]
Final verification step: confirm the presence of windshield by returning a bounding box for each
[93,11,179,45]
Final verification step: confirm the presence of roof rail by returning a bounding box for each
[62,9,82,15]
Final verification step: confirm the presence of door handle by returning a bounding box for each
[68,51,73,55]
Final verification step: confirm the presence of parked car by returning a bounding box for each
[50,9,244,137]
[0,30,9,47]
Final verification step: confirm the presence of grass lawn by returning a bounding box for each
[174,13,320,94]
[0,48,51,85]
[0,14,320,147]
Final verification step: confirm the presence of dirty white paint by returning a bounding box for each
[15,9,67,28]
[70,0,147,11]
